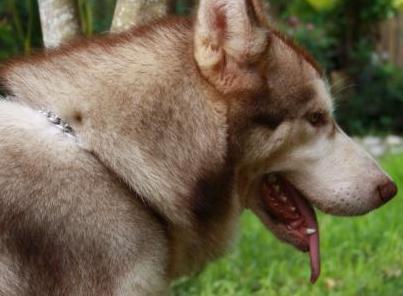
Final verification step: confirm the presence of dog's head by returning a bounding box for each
[194,0,397,282]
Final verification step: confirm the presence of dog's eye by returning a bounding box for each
[253,114,282,129]
[307,112,326,127]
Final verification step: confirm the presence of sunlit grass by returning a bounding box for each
[172,154,403,296]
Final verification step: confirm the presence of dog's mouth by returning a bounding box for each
[260,174,320,283]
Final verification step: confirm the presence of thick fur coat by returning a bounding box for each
[0,0,397,295]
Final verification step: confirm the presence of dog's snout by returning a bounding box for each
[378,181,398,203]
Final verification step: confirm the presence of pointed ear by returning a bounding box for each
[194,0,270,95]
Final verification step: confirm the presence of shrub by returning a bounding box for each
[336,63,403,135]
[272,0,402,135]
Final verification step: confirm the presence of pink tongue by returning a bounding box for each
[293,190,320,284]
[309,230,320,283]
[281,179,321,283]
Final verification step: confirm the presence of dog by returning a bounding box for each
[0,0,398,295]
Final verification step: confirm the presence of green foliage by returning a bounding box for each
[305,0,339,11]
[280,21,337,71]
[173,154,403,296]
[174,0,195,16]
[0,0,116,57]
[272,0,402,135]
[78,0,93,37]
[0,21,19,60]
[84,0,116,33]
[337,63,403,135]
[276,0,399,69]
[357,0,396,22]
[0,0,42,57]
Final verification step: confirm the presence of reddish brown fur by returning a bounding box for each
[0,1,393,295]
[0,14,323,294]
[0,18,192,89]
[270,29,323,76]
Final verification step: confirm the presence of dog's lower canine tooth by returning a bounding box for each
[306,228,317,235]
[280,195,287,202]
[274,185,280,192]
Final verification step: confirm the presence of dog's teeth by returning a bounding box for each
[290,206,296,212]
[280,195,287,202]
[290,220,303,228]
[274,185,280,192]
[306,228,317,235]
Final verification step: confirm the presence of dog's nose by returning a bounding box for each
[378,181,398,203]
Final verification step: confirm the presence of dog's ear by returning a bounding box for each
[194,0,269,95]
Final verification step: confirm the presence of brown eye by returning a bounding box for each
[307,112,326,127]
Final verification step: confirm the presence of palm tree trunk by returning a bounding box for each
[111,0,169,33]
[37,0,81,48]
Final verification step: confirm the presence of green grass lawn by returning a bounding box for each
[172,154,403,296]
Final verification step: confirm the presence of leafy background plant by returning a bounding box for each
[272,0,403,135]
[0,0,42,58]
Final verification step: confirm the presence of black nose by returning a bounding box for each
[378,181,398,203]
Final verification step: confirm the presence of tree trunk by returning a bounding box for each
[37,0,81,48]
[111,0,170,33]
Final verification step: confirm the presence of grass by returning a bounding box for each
[172,154,403,296]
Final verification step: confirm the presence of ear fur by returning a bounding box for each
[194,0,269,95]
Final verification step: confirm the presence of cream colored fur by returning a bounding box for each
[0,0,396,295]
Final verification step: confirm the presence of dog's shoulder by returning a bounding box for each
[0,100,169,295]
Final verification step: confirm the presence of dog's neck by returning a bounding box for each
[1,18,250,278]
[38,110,75,136]
[2,20,244,276]
[13,20,237,228]
[67,91,242,276]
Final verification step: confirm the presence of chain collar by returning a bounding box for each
[39,110,75,136]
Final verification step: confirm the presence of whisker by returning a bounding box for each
[333,83,355,95]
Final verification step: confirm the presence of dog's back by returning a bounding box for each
[0,101,168,295]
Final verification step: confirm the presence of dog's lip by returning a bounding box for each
[261,174,321,283]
